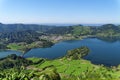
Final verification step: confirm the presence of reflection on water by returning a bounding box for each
[97,37,120,43]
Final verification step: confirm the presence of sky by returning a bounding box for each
[0,0,120,24]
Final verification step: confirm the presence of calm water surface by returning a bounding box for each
[0,38,120,66]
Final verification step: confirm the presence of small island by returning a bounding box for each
[65,46,90,59]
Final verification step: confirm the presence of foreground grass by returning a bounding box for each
[1,54,120,80]
[28,58,120,80]
[3,46,120,80]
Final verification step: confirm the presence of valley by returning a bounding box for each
[0,23,120,80]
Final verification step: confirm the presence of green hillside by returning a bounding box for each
[0,47,120,80]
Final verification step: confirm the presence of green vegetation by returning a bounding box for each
[72,26,92,36]
[65,46,90,59]
[0,30,53,52]
[96,24,120,37]
[0,23,120,52]
[71,24,120,38]
[7,40,53,53]
[1,46,120,80]
[7,43,23,51]
[34,59,120,80]
[45,27,73,35]
[0,54,32,69]
[28,46,120,80]
[0,54,60,80]
[0,66,60,80]
[0,23,53,32]
[0,30,42,43]
[1,23,120,79]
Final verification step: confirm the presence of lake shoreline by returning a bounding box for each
[1,37,120,67]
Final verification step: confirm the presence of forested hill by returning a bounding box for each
[0,23,119,34]
[0,23,54,32]
[0,23,120,38]
[45,24,120,36]
[0,30,44,43]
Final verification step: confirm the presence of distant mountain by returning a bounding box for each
[45,27,73,34]
[0,23,120,36]
[97,24,120,33]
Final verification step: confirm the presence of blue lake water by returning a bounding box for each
[0,38,120,66]
[0,50,22,58]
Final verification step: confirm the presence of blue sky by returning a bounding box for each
[0,0,120,24]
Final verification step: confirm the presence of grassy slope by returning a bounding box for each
[28,58,120,80]
[7,43,27,53]
[7,43,23,50]
[7,40,53,53]
[7,42,44,53]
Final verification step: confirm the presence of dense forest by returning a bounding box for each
[0,30,53,52]
[0,23,53,32]
[0,30,44,43]
[0,23,120,35]
[0,23,120,36]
